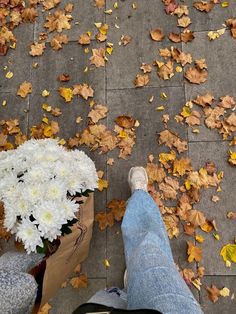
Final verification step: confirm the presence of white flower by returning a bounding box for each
[45,180,67,201]
[3,202,17,231]
[24,184,45,205]
[16,219,43,254]
[33,201,67,240]
[61,198,79,220]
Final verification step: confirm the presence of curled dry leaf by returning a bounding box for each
[163,0,178,14]
[58,73,70,82]
[70,274,88,289]
[219,95,235,109]
[187,209,206,227]
[42,0,61,10]
[204,106,224,129]
[173,158,192,176]
[146,162,166,184]
[29,42,46,56]
[107,199,126,222]
[195,58,207,70]
[187,241,202,263]
[38,303,52,314]
[44,9,72,32]
[140,63,152,73]
[17,81,32,98]
[120,34,132,46]
[168,32,181,43]
[178,16,191,28]
[115,115,135,129]
[50,34,68,50]
[58,87,73,102]
[95,211,114,230]
[150,28,165,41]
[158,60,174,80]
[22,7,38,22]
[134,74,150,87]
[193,93,214,107]
[159,129,188,153]
[163,214,179,239]
[73,83,94,100]
[206,285,221,303]
[225,18,236,38]
[181,29,195,43]
[78,33,91,45]
[184,67,208,84]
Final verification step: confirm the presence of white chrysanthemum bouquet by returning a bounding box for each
[0,139,98,254]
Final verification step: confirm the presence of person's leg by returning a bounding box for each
[121,168,203,314]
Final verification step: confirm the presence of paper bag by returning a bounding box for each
[31,193,94,309]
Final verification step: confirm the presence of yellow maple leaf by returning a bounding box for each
[220,244,236,263]
[159,151,176,166]
[38,303,52,314]
[58,87,73,102]
[98,179,108,191]
[43,126,53,137]
[195,234,205,243]
[70,274,88,289]
[17,81,32,98]
[187,241,202,263]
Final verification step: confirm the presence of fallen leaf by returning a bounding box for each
[88,104,108,123]
[212,195,220,203]
[173,158,192,176]
[17,81,32,98]
[220,287,230,297]
[90,48,106,67]
[178,16,191,28]
[187,241,202,262]
[168,32,181,42]
[120,34,132,46]
[195,234,205,243]
[107,158,114,165]
[95,0,105,8]
[50,34,68,50]
[134,74,150,87]
[227,211,236,219]
[157,60,174,80]
[193,93,214,107]
[193,1,214,13]
[220,243,236,263]
[22,7,38,22]
[206,285,220,303]
[150,28,165,41]
[159,129,188,153]
[44,9,72,33]
[78,33,91,45]
[107,199,126,221]
[188,209,206,227]
[219,95,235,109]
[38,303,52,314]
[181,29,195,43]
[29,42,46,56]
[146,162,166,184]
[58,87,73,102]
[70,274,88,289]
[58,73,70,82]
[140,63,152,73]
[115,115,135,129]
[98,179,108,191]
[73,83,94,100]
[95,211,114,230]
[184,67,208,84]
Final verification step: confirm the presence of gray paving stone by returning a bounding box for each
[49,278,106,314]
[0,23,34,93]
[106,0,183,89]
[186,1,236,32]
[200,275,236,314]
[189,141,236,275]
[34,0,105,42]
[30,41,105,92]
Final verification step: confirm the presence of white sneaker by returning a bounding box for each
[128,166,148,193]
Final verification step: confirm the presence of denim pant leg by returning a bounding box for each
[121,190,203,314]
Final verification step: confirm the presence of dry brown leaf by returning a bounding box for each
[226,18,236,38]
[65,3,74,13]
[50,34,68,50]
[22,7,38,22]
[120,34,132,46]
[146,162,166,184]
[73,83,94,100]
[193,93,214,107]
[183,223,195,236]
[17,81,32,98]
[140,63,152,73]
[42,0,60,10]
[163,214,179,239]
[78,33,91,45]
[115,115,135,129]
[159,129,188,153]
[197,266,205,278]
[181,29,195,43]
[95,0,105,8]
[51,107,62,116]
[168,32,181,43]
[187,241,202,263]
[227,211,236,219]
[134,74,150,87]
[29,42,46,56]
[44,9,72,32]
[58,73,70,82]
[38,303,52,314]
[185,110,201,126]
[212,195,220,203]
[219,95,235,109]
[204,106,224,129]
[173,5,189,17]
[150,28,165,41]
[107,158,114,166]
[195,58,207,70]
[181,268,195,286]
[157,60,174,80]
[90,48,106,67]
[107,199,126,222]
[178,16,191,28]
[193,1,214,13]
[173,158,192,176]
[159,48,171,59]
[95,211,114,230]
[88,104,108,123]
[187,209,206,227]
[206,285,221,303]
[184,67,208,84]
[70,274,88,289]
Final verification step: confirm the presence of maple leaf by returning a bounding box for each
[187,241,202,263]
[183,223,195,236]
[58,87,73,102]
[206,285,220,303]
[22,7,38,22]
[159,129,188,153]
[29,42,46,56]
[225,18,236,38]
[168,32,181,43]
[107,158,114,166]
[17,81,32,98]
[181,268,195,286]
[193,93,214,107]
[107,199,126,222]
[58,73,70,82]
[140,63,152,73]
[204,106,224,129]
[115,115,135,129]
[146,162,166,184]
[228,150,236,166]
[195,58,207,70]
[193,1,214,13]
[95,211,114,230]
[173,158,192,176]
[181,29,195,43]
[65,3,74,13]
[134,74,150,87]
[44,9,72,33]
[159,177,179,200]
[163,214,179,239]
[88,104,108,123]
[73,83,94,100]
[120,34,132,46]
[178,16,191,28]
[50,34,68,50]
[157,60,174,80]
[78,33,91,45]
[184,67,208,84]
[42,0,61,10]
[173,5,189,17]
[163,0,178,14]
[70,274,88,289]
[150,28,165,41]
[90,48,106,67]
[98,179,108,191]
[187,209,206,227]
[219,95,235,109]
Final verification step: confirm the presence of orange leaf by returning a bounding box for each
[187,241,202,263]
[70,274,88,289]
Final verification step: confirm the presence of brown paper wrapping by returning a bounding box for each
[31,193,94,310]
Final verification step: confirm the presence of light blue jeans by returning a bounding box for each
[88,190,203,313]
